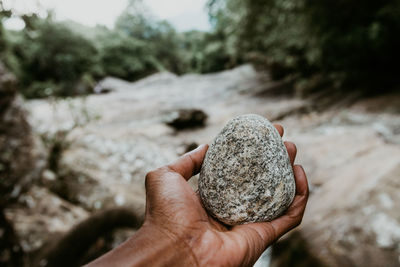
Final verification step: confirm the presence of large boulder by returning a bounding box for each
[4,186,89,254]
[47,134,172,212]
[0,62,47,267]
[0,63,46,207]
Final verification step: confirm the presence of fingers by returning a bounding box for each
[231,222,277,254]
[268,165,309,237]
[273,124,296,165]
[284,142,297,166]
[231,165,309,255]
[166,144,209,180]
[293,165,308,197]
[274,124,297,165]
[274,124,284,137]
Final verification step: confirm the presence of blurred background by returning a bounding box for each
[0,0,399,266]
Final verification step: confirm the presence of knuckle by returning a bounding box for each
[292,218,301,229]
[145,167,169,187]
[296,217,303,227]
[145,173,152,189]
[284,141,294,151]
[288,141,297,150]
[145,169,158,186]
[145,170,156,181]
[296,213,305,226]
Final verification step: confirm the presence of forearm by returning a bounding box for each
[86,224,198,267]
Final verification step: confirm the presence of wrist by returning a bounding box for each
[123,222,200,267]
[86,222,198,267]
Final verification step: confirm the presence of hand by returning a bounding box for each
[88,124,308,267]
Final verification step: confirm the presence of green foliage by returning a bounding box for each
[114,0,184,76]
[0,1,15,67]
[10,16,98,97]
[208,0,316,77]
[180,30,233,73]
[304,0,400,91]
[180,31,207,73]
[97,30,161,81]
[148,21,184,74]
[0,0,191,97]
[0,0,238,98]
[115,0,156,40]
[4,0,397,98]
[208,0,400,93]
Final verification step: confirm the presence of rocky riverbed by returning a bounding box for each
[4,65,400,266]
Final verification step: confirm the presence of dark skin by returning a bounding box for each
[88,124,309,267]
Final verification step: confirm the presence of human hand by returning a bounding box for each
[88,124,308,267]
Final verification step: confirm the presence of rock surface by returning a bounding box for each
[0,63,46,206]
[0,62,47,267]
[199,114,295,225]
[19,65,400,266]
[272,103,400,267]
[165,108,208,130]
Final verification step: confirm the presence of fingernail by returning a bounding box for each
[186,144,206,154]
[195,144,207,151]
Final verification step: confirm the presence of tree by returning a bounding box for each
[7,16,97,97]
[114,0,185,75]
[207,0,400,94]
[97,30,161,81]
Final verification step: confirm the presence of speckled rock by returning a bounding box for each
[199,114,295,225]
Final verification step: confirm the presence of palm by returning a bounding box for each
[148,173,245,265]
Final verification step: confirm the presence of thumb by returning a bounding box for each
[167,144,209,180]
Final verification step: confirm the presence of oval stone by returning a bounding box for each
[199,114,295,225]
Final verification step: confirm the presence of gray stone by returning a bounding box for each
[165,109,208,130]
[199,114,295,225]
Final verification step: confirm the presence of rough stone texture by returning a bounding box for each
[0,63,46,206]
[0,63,47,266]
[199,114,295,225]
[5,186,89,254]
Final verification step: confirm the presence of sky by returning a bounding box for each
[3,0,211,32]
